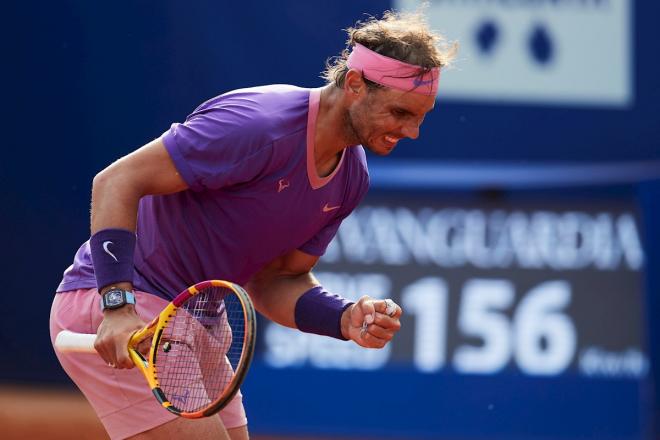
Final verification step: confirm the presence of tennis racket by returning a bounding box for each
[55,280,256,419]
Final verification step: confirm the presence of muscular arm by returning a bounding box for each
[244,249,320,328]
[246,249,402,347]
[92,138,188,368]
[91,137,187,234]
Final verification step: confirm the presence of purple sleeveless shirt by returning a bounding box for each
[57,85,369,299]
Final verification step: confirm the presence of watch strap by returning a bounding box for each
[100,289,137,310]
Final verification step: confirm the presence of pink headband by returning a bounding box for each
[346,43,440,96]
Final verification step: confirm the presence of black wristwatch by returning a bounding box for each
[100,287,136,311]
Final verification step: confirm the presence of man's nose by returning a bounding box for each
[401,121,420,140]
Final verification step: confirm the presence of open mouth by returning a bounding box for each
[383,135,400,147]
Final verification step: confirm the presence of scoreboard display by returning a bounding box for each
[244,188,652,440]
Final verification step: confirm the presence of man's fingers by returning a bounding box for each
[377,298,401,318]
[115,354,133,369]
[94,337,117,367]
[136,338,151,356]
[359,331,388,349]
[360,297,376,325]
[114,337,135,369]
[362,323,395,341]
[347,296,404,348]
[95,332,137,369]
[372,313,402,331]
[351,296,376,327]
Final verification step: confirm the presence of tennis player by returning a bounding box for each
[50,10,455,440]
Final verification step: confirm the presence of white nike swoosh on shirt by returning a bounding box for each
[103,241,118,262]
[323,204,341,212]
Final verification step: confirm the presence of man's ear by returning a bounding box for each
[344,69,366,97]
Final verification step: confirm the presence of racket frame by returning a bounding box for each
[55,280,256,419]
[132,280,256,418]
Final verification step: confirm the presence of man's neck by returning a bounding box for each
[313,85,353,177]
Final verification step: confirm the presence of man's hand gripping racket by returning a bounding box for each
[55,280,256,419]
[344,296,402,348]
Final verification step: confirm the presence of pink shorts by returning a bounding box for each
[49,288,247,440]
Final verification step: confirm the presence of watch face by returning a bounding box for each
[105,290,124,307]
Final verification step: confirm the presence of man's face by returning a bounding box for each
[346,86,436,155]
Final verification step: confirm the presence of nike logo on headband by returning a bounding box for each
[413,77,436,87]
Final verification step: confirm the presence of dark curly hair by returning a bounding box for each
[322,10,457,89]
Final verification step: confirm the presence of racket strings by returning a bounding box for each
[156,286,246,413]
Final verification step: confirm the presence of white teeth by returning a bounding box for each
[385,136,397,143]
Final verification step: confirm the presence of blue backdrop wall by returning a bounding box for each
[3,1,659,438]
